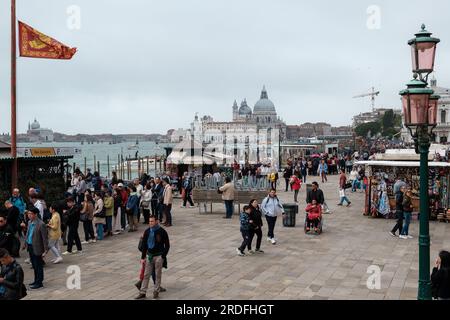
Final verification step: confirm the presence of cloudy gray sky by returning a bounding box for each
[1,0,450,135]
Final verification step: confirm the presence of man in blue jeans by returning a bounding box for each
[337,169,351,207]
[400,189,414,239]
[22,207,48,289]
[219,177,235,219]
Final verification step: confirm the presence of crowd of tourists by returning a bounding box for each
[0,167,175,299]
[2,160,450,300]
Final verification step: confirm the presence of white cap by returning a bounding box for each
[118,183,124,187]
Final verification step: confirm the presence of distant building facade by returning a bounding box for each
[285,122,349,141]
[352,108,402,128]
[25,119,54,142]
[430,78,450,144]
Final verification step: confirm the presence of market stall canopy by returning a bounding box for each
[355,160,450,167]
[166,152,215,165]
[373,145,447,161]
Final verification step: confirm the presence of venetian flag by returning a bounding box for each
[18,21,77,59]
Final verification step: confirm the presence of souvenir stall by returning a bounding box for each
[355,160,450,220]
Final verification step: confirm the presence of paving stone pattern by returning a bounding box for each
[21,175,450,300]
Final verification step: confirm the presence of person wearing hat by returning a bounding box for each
[22,206,48,289]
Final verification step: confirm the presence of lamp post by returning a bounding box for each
[400,24,440,300]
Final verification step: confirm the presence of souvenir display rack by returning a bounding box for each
[358,161,450,220]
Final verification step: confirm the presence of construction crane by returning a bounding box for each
[353,87,380,111]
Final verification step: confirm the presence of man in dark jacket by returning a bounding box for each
[283,166,293,192]
[306,182,324,205]
[152,178,164,221]
[135,215,170,300]
[0,216,14,255]
[390,186,405,237]
[22,207,48,289]
[0,248,25,300]
[4,201,19,234]
[181,175,194,208]
[63,197,82,255]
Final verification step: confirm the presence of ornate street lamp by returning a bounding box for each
[408,24,440,82]
[400,24,440,300]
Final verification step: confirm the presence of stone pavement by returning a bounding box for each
[21,175,450,300]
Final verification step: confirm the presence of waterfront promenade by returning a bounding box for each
[21,175,450,300]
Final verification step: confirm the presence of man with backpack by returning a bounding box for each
[261,189,285,245]
[181,174,194,208]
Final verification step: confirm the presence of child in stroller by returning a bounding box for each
[305,200,322,233]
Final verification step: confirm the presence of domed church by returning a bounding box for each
[232,86,284,129]
[27,118,54,142]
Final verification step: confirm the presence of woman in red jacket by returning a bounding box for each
[290,175,302,203]
[305,200,322,232]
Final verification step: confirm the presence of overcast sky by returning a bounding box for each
[1,0,450,135]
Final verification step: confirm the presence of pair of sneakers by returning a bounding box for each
[62,250,82,255]
[81,239,96,244]
[399,234,413,239]
[50,257,63,264]
[267,237,277,244]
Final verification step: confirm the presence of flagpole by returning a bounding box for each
[11,0,18,190]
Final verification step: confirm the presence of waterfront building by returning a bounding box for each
[430,77,450,144]
[26,118,54,142]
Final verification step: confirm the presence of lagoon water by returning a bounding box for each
[18,141,170,178]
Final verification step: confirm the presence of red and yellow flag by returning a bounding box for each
[18,21,77,59]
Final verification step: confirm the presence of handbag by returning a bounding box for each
[79,213,88,222]
[140,200,151,209]
[95,207,106,218]
[344,182,352,189]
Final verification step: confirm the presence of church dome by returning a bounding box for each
[30,119,40,130]
[253,86,276,113]
[239,99,252,115]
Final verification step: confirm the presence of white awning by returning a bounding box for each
[167,151,215,165]
[355,160,450,168]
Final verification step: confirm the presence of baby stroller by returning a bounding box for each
[304,211,323,234]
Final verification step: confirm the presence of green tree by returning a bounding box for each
[355,121,381,137]
[382,110,394,131]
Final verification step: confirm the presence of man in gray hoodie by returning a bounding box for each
[261,189,285,245]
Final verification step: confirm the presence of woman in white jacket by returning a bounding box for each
[261,189,285,244]
[93,192,106,240]
[140,183,152,224]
